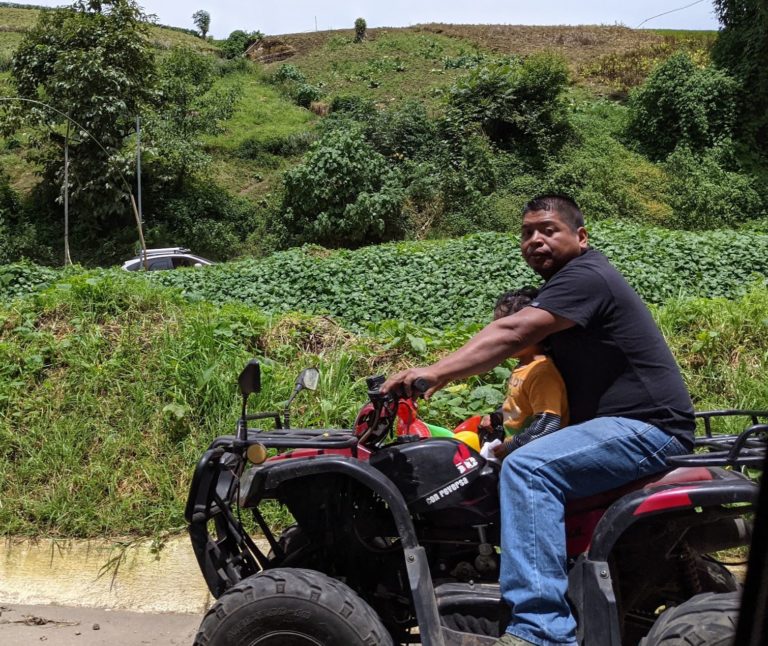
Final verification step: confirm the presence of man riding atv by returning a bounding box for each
[383,193,695,646]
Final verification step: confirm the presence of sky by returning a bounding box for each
[27,1,721,38]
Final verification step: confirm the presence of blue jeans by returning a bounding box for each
[499,417,688,646]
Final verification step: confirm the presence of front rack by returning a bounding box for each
[211,428,358,450]
[667,409,768,468]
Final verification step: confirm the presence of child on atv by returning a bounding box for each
[480,287,569,459]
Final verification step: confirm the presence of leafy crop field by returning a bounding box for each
[132,223,768,327]
[5,222,768,328]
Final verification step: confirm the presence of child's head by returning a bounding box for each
[493,287,543,361]
[493,286,539,321]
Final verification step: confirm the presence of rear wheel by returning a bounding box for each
[193,567,393,646]
[640,591,740,646]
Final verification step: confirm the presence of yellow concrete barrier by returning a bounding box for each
[0,535,268,613]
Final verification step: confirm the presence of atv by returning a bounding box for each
[185,361,767,646]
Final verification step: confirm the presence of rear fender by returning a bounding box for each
[570,470,758,646]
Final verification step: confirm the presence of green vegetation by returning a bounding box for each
[5,0,157,257]
[1,9,766,264]
[626,53,739,161]
[712,0,768,155]
[0,6,767,539]
[6,222,768,328]
[0,271,765,537]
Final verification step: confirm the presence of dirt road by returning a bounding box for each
[0,603,200,646]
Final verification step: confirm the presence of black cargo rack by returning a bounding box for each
[210,428,358,450]
[667,409,768,468]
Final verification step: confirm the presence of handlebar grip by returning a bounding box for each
[412,378,432,397]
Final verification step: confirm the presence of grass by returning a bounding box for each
[0,270,765,538]
[205,66,316,154]
[277,29,482,108]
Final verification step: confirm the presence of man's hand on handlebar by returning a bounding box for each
[381,367,447,400]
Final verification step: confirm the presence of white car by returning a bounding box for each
[122,247,214,271]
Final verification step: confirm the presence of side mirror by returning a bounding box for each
[297,367,319,392]
[238,360,261,396]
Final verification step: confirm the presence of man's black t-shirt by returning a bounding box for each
[531,248,695,447]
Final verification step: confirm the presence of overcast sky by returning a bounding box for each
[28,1,721,38]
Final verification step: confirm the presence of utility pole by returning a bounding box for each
[136,115,143,225]
[134,115,148,270]
[63,117,72,265]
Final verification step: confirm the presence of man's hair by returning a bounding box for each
[494,286,539,319]
[523,193,584,231]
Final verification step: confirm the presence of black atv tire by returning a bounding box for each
[193,567,394,646]
[639,591,740,646]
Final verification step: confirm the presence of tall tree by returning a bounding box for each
[192,10,211,39]
[712,0,768,154]
[8,0,156,248]
[143,46,239,187]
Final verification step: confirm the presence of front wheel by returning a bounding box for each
[193,567,394,646]
[640,591,740,646]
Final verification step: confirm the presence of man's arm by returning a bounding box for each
[381,307,575,397]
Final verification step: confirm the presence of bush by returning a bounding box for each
[293,82,323,108]
[281,127,406,248]
[329,94,376,118]
[142,222,768,328]
[712,0,768,154]
[365,100,438,161]
[626,53,740,161]
[0,172,40,265]
[221,29,262,59]
[272,63,306,84]
[0,261,59,301]
[237,132,316,159]
[545,130,673,224]
[146,181,262,260]
[354,17,367,43]
[663,144,765,229]
[444,53,571,162]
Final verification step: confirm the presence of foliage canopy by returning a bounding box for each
[626,53,739,161]
[7,0,156,243]
[445,53,571,161]
[280,127,406,248]
[712,0,768,154]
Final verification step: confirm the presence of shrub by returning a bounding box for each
[365,100,438,161]
[444,53,571,162]
[146,181,262,260]
[237,132,316,159]
[142,222,768,328]
[663,144,765,229]
[281,127,406,247]
[272,63,306,84]
[626,53,740,161]
[545,131,673,224]
[354,17,367,43]
[221,29,262,59]
[0,173,23,264]
[0,261,59,301]
[0,174,48,265]
[329,94,376,118]
[293,82,323,108]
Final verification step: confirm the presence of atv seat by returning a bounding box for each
[566,466,715,516]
